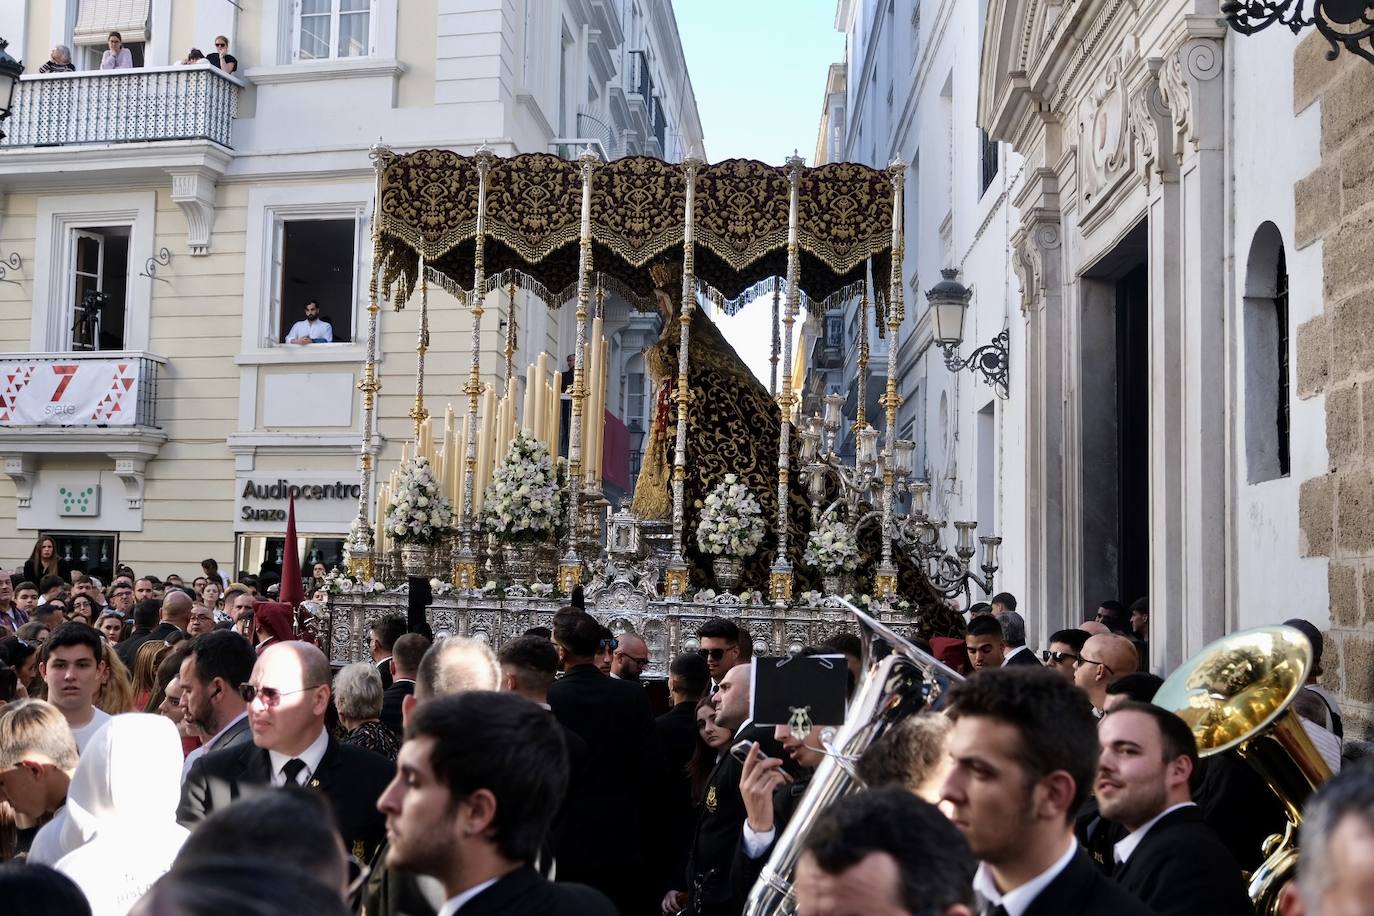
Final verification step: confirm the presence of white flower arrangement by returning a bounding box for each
[695,474,766,557]
[385,455,455,545]
[803,516,860,574]
[483,432,562,544]
[322,571,386,595]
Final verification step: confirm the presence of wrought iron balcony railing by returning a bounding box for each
[0,65,240,149]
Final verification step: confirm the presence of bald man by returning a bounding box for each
[1074,634,1139,713]
[611,631,650,681]
[178,640,394,861]
[1080,620,1110,637]
[151,589,194,640]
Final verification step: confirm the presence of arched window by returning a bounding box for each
[1243,222,1291,482]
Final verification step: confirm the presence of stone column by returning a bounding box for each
[1011,170,1068,646]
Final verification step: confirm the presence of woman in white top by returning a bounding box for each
[100,32,133,70]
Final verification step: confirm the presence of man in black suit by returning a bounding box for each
[370,614,407,690]
[177,640,393,862]
[668,659,787,916]
[149,590,192,642]
[1096,701,1252,915]
[377,691,617,916]
[999,611,1041,667]
[178,629,255,777]
[114,599,160,667]
[795,788,975,916]
[380,632,428,735]
[941,667,1153,916]
[548,608,664,915]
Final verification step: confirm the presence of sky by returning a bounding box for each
[674,0,846,386]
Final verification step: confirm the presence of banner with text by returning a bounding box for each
[0,360,141,427]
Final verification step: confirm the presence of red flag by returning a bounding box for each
[279,494,304,607]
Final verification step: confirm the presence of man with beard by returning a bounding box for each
[179,630,256,778]
[940,667,1152,915]
[1095,702,1251,915]
[376,691,617,915]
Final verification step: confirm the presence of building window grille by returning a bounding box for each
[979,129,999,195]
[1275,246,1291,478]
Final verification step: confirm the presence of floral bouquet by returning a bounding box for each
[695,473,766,557]
[384,455,455,545]
[803,516,860,574]
[483,432,562,543]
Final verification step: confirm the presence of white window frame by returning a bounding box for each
[239,183,372,365]
[33,192,156,353]
[261,0,396,68]
[291,0,377,62]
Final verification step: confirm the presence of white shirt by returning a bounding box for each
[285,318,333,343]
[437,878,499,916]
[69,708,112,754]
[972,837,1078,916]
[268,726,330,787]
[742,821,775,858]
[1002,645,1033,666]
[1113,802,1196,865]
[181,710,249,781]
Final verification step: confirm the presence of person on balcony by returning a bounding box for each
[38,46,76,73]
[100,32,133,70]
[283,300,334,345]
[207,36,237,74]
[178,48,206,66]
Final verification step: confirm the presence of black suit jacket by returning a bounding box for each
[658,700,703,891]
[114,628,155,667]
[1019,847,1156,916]
[376,657,394,690]
[1112,806,1253,916]
[149,621,184,642]
[178,732,393,861]
[548,664,664,912]
[462,865,618,916]
[381,680,415,736]
[1004,646,1042,666]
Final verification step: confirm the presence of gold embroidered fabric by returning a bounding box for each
[375,150,898,312]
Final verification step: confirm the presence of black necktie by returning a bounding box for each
[281,757,307,786]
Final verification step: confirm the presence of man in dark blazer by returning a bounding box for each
[942,668,1153,916]
[1097,701,1253,915]
[370,613,407,690]
[380,632,428,735]
[377,691,617,916]
[114,599,161,667]
[999,611,1042,667]
[548,609,665,916]
[178,629,256,776]
[178,640,393,862]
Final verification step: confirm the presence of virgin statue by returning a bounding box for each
[628,262,962,638]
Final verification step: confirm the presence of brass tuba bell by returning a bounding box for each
[1154,625,1333,915]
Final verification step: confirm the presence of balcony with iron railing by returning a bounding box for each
[626,50,653,136]
[0,65,242,150]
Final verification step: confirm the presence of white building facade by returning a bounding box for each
[819,0,1026,623]
[0,0,702,583]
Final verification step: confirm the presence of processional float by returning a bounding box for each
[320,144,1001,671]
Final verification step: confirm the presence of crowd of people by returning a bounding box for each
[35,32,238,74]
[0,540,1370,916]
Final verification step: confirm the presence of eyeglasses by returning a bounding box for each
[697,647,733,662]
[1074,654,1114,676]
[237,683,325,706]
[1042,650,1079,665]
[598,637,619,651]
[617,652,650,667]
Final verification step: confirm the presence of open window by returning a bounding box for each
[274,217,357,344]
[72,0,149,69]
[68,226,130,351]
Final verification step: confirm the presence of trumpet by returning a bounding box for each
[742,597,963,915]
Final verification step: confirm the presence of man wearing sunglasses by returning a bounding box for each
[611,630,651,682]
[1041,629,1089,682]
[178,640,394,862]
[1072,634,1139,714]
[697,617,748,686]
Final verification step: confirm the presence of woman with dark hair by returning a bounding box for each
[688,695,731,805]
[0,637,39,696]
[70,594,99,627]
[95,611,124,645]
[0,863,92,915]
[23,535,72,586]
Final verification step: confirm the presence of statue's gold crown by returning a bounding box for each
[649,261,681,291]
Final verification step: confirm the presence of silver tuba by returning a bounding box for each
[742,598,964,916]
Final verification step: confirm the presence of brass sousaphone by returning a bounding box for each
[1154,625,1334,915]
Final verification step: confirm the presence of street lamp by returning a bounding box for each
[1222,1,1374,64]
[926,267,1010,400]
[0,39,22,141]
